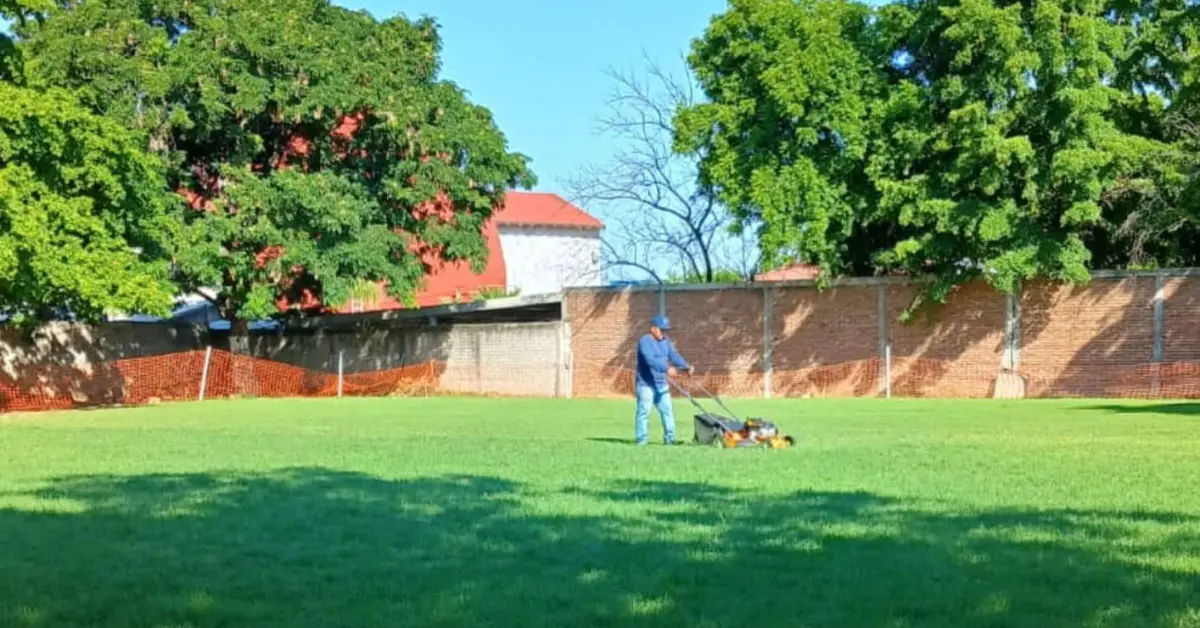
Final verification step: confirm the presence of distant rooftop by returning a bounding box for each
[494,192,603,230]
[755,263,821,282]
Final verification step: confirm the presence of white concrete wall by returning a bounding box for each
[407,322,565,396]
[252,322,567,397]
[498,227,603,295]
[0,320,569,409]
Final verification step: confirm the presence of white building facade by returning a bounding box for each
[491,192,605,296]
[497,226,603,296]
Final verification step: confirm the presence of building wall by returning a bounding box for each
[498,227,602,296]
[770,285,880,398]
[9,272,1200,411]
[0,322,208,410]
[565,274,1200,399]
[245,322,565,397]
[2,321,567,412]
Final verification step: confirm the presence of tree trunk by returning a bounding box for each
[229,317,259,397]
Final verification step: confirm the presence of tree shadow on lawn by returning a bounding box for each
[0,470,1197,628]
[1083,403,1200,416]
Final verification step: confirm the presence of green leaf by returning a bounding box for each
[0,82,176,321]
[678,0,1191,314]
[16,0,534,321]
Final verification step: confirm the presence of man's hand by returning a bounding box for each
[667,366,678,378]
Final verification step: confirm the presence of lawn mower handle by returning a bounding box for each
[669,377,742,423]
[668,378,709,413]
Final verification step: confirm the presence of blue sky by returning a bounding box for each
[339,0,728,197]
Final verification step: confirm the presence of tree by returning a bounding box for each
[567,58,759,285]
[0,0,177,324]
[1096,0,1200,270]
[674,0,1179,315]
[16,0,533,335]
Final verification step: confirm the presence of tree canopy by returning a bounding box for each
[676,0,1199,313]
[0,0,178,323]
[14,0,532,325]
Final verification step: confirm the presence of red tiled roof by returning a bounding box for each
[322,191,602,314]
[494,192,603,230]
[338,217,508,312]
[755,263,821,282]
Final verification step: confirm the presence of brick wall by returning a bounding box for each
[566,290,657,397]
[7,273,1199,410]
[666,290,764,396]
[1019,278,1156,397]
[770,286,878,397]
[565,274,1200,399]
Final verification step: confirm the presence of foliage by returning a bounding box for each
[473,285,520,301]
[0,1,177,323]
[675,0,1191,315]
[16,0,532,324]
[665,268,747,284]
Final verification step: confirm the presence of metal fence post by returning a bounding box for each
[474,331,483,393]
[1153,275,1165,396]
[337,350,345,398]
[762,288,773,399]
[885,344,892,400]
[877,284,887,396]
[198,346,213,402]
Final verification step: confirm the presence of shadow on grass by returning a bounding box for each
[1,470,1198,627]
[1084,403,1200,416]
[586,437,636,445]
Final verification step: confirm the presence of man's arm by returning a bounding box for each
[666,341,690,372]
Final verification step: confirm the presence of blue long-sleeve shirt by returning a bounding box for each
[635,333,690,390]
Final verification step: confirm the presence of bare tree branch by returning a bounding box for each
[601,237,663,284]
[567,53,759,284]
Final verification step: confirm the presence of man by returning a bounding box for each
[634,315,691,445]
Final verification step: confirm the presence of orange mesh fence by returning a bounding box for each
[116,350,210,404]
[584,367,765,399]
[773,359,884,398]
[570,359,1200,400]
[1019,361,1200,399]
[8,348,1200,413]
[1,349,446,413]
[580,361,887,399]
[887,358,1004,398]
[200,353,445,399]
[0,376,81,413]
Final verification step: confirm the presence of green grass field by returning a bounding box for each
[1,397,1199,628]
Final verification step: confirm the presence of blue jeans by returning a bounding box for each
[634,383,675,445]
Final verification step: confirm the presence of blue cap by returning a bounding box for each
[650,315,672,330]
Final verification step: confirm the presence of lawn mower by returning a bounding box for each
[670,378,794,449]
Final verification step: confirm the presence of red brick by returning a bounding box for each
[1020,278,1156,397]
[566,290,657,397]
[771,286,879,397]
[886,282,1006,398]
[665,290,764,397]
[564,276,1192,399]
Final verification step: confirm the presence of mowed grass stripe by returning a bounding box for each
[1,398,1198,627]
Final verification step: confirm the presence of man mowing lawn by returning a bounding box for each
[634,315,691,445]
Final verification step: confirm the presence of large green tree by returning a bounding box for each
[16,0,532,332]
[675,0,1188,314]
[1099,0,1200,269]
[0,0,177,323]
